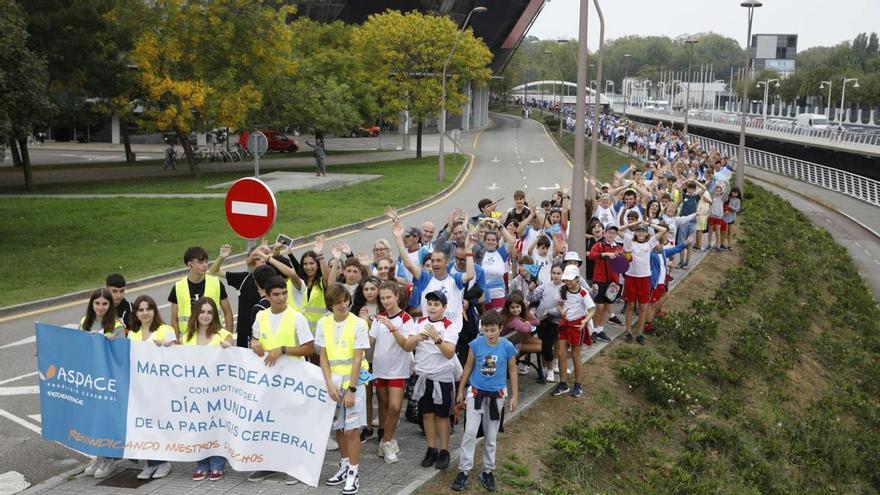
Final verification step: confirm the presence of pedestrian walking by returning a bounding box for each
[306,131,327,177]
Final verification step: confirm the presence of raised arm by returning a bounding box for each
[209,244,233,279]
[392,221,421,279]
[313,235,331,286]
[461,233,476,284]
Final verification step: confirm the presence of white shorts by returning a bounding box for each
[331,385,366,431]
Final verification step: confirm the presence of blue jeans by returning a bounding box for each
[196,456,225,472]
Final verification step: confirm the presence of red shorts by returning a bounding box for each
[708,217,727,231]
[373,378,406,389]
[558,318,590,346]
[624,275,651,304]
[650,283,667,304]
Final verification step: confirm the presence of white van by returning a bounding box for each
[795,113,829,130]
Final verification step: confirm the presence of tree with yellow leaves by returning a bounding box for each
[130,0,296,176]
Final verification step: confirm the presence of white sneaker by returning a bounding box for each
[94,458,116,479]
[544,369,556,382]
[377,440,385,458]
[83,458,100,476]
[284,475,299,485]
[137,464,158,480]
[342,471,359,494]
[390,439,400,454]
[327,438,339,451]
[517,363,530,375]
[552,362,559,373]
[152,462,172,479]
[383,441,399,464]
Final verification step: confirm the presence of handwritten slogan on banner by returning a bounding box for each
[36,323,335,487]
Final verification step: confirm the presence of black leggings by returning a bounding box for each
[536,319,559,362]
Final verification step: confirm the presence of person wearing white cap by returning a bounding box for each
[550,265,595,398]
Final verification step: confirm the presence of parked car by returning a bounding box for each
[348,125,381,138]
[238,129,299,153]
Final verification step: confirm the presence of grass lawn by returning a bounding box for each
[0,155,464,307]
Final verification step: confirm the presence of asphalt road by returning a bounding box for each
[1,149,165,166]
[0,113,576,486]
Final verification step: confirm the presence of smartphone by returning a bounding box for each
[276,233,294,247]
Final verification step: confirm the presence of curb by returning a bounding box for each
[0,151,477,320]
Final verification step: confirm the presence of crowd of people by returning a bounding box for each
[72,117,741,493]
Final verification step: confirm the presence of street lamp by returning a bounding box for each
[819,80,832,119]
[546,49,566,139]
[671,80,681,111]
[438,6,487,181]
[737,0,762,194]
[756,78,779,128]
[839,76,859,125]
[683,36,698,134]
[622,53,631,116]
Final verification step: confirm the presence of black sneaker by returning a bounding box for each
[591,331,599,343]
[420,447,438,468]
[608,315,624,325]
[360,428,373,443]
[596,331,611,343]
[551,383,571,396]
[479,471,497,492]
[636,335,646,346]
[435,449,451,470]
[624,333,634,343]
[451,471,469,491]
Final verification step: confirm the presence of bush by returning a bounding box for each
[615,348,700,408]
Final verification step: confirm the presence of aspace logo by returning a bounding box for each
[40,363,119,405]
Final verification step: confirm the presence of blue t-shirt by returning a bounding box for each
[680,193,699,216]
[468,336,517,392]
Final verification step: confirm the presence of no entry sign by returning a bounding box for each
[224,177,277,239]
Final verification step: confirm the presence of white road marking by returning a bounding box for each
[0,386,39,396]
[0,408,41,434]
[0,372,37,386]
[28,414,41,423]
[538,183,561,191]
[854,241,862,248]
[491,157,499,163]
[485,183,499,191]
[230,201,268,217]
[528,158,544,163]
[0,336,36,350]
[865,249,871,256]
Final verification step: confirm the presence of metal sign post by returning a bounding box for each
[247,131,269,178]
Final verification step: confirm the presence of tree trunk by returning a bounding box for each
[17,136,34,191]
[416,120,423,159]
[176,129,200,177]
[121,117,134,163]
[8,138,22,168]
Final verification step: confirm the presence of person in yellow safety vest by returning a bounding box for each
[272,235,332,334]
[168,246,234,338]
[79,288,125,338]
[246,275,316,486]
[127,295,177,346]
[318,285,370,494]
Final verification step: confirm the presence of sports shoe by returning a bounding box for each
[479,471,497,492]
[377,440,385,458]
[543,369,556,382]
[152,462,172,479]
[517,363,530,375]
[83,458,100,476]
[596,331,612,343]
[209,470,223,481]
[192,470,208,482]
[137,464,159,480]
[342,471,359,494]
[248,470,275,482]
[552,383,571,396]
[389,438,400,454]
[383,441,399,463]
[608,315,624,325]
[644,322,654,334]
[436,449,451,470]
[451,471,469,491]
[624,332,634,343]
[420,447,439,468]
[360,428,373,443]
[284,475,299,485]
[327,437,339,451]
[570,383,583,398]
[552,362,559,373]
[636,335,646,346]
[591,331,599,343]
[94,458,116,479]
[325,463,348,486]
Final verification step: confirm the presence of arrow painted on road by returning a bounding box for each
[538,183,560,191]
[491,157,499,163]
[529,157,544,163]
[485,183,500,191]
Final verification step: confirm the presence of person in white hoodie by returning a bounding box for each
[529,264,564,382]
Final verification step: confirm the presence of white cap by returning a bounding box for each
[561,265,580,281]
[563,251,582,264]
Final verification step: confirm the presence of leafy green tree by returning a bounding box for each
[130,0,296,176]
[0,0,54,191]
[352,10,492,157]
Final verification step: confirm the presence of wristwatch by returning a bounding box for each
[435,337,443,345]
[281,346,287,355]
[348,386,357,393]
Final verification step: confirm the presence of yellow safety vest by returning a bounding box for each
[300,280,327,331]
[175,275,223,329]
[286,279,300,312]
[320,313,368,388]
[180,328,232,346]
[127,324,176,343]
[79,317,124,336]
[255,307,301,351]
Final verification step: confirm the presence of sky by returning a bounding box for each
[528,0,880,51]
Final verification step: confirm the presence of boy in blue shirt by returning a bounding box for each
[451,311,519,492]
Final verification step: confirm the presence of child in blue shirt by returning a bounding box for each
[451,311,519,492]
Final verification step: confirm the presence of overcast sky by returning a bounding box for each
[528,0,880,51]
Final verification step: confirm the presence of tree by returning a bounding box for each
[0,0,54,191]
[352,10,492,158]
[130,0,296,176]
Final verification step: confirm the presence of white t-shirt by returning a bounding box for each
[411,317,458,375]
[417,272,465,334]
[251,308,314,355]
[594,204,618,228]
[533,251,552,285]
[623,232,659,277]
[554,287,596,321]
[314,315,371,382]
[369,311,415,379]
[480,247,509,300]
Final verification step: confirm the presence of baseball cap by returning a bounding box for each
[425,290,448,305]
[634,224,649,232]
[404,226,422,238]
[605,224,619,232]
[563,251,582,264]
[561,265,580,281]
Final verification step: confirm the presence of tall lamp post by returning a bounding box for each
[737,0,761,194]
[839,76,859,125]
[819,80,832,119]
[569,0,590,267]
[545,49,567,139]
[622,53,631,116]
[683,37,698,134]
[756,78,779,128]
[438,6,487,181]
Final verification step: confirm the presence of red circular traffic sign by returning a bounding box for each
[224,177,277,239]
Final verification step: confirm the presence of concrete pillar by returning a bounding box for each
[479,87,488,127]
[870,110,876,126]
[196,132,207,146]
[857,109,863,124]
[400,110,410,151]
[111,115,121,144]
[461,84,472,132]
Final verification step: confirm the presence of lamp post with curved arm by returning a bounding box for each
[736,0,762,193]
